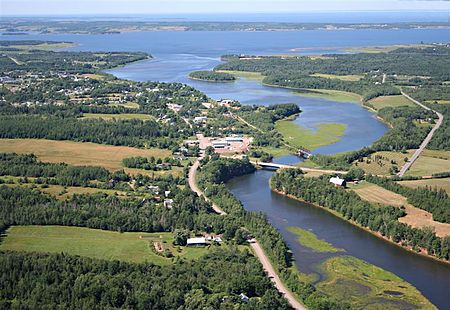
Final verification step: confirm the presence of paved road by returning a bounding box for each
[250,241,306,310]
[397,92,444,177]
[188,158,227,215]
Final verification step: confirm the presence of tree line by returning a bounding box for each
[270,169,449,260]
[0,250,290,309]
[196,157,348,309]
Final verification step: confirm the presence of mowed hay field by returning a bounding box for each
[0,139,171,171]
[352,182,450,237]
[406,150,450,177]
[0,226,209,265]
[398,178,450,195]
[310,73,363,81]
[80,113,154,121]
[367,95,415,111]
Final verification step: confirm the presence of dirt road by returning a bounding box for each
[398,92,444,177]
[250,241,306,310]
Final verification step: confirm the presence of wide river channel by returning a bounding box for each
[3,28,449,307]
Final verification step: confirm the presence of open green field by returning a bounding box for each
[2,182,127,200]
[353,150,415,176]
[81,113,154,121]
[217,70,264,81]
[425,100,450,105]
[406,150,450,177]
[0,139,171,171]
[107,101,140,109]
[310,73,363,81]
[276,120,347,150]
[317,255,436,309]
[398,178,450,195]
[288,227,344,253]
[1,42,75,51]
[342,44,433,54]
[367,95,415,111]
[0,226,210,265]
[296,89,362,103]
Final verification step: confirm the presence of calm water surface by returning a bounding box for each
[3,29,450,307]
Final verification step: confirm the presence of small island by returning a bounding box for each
[189,70,236,82]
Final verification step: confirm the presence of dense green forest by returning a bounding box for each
[197,157,348,309]
[270,170,450,260]
[216,46,450,100]
[0,49,149,74]
[0,250,290,309]
[189,70,236,82]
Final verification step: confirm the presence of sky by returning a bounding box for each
[1,0,449,16]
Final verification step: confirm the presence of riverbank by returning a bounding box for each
[270,187,450,265]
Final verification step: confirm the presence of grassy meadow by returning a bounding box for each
[296,89,362,103]
[80,113,154,121]
[310,73,363,81]
[0,226,210,265]
[287,226,344,253]
[276,120,347,150]
[367,95,415,111]
[0,139,171,171]
[317,256,436,309]
[353,150,415,176]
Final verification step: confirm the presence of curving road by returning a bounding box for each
[397,92,444,177]
[188,158,227,215]
[188,157,305,309]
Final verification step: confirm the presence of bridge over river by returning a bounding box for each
[251,161,347,174]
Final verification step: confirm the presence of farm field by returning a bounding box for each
[80,113,154,121]
[0,226,209,265]
[275,120,347,150]
[366,95,415,110]
[353,150,415,176]
[0,139,171,171]
[2,182,127,200]
[310,73,363,81]
[352,182,450,237]
[406,150,450,177]
[398,177,450,195]
[317,255,435,309]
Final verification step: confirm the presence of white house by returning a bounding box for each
[330,176,346,187]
